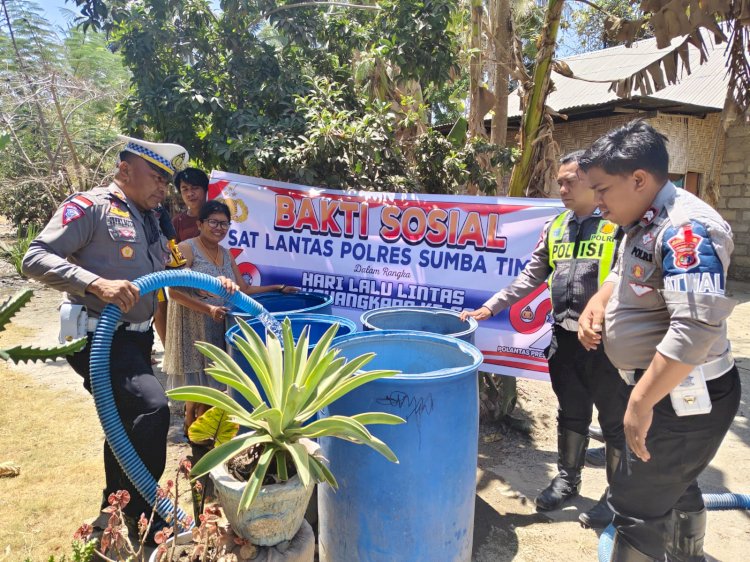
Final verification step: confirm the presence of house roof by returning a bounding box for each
[506,31,730,119]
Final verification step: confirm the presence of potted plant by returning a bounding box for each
[1,289,86,363]
[165,317,404,548]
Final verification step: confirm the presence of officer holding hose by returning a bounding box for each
[22,136,237,539]
[578,120,741,561]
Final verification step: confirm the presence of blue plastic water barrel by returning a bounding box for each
[319,330,483,562]
[361,306,479,344]
[225,313,357,412]
[226,291,333,328]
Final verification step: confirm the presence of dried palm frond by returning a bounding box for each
[605,1,749,111]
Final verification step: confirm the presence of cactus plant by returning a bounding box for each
[0,289,86,363]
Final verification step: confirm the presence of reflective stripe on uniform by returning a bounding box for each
[547,210,617,287]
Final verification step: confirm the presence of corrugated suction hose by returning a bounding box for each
[89,270,273,529]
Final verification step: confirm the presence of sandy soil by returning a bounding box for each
[1,237,748,560]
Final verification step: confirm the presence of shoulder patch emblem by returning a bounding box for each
[629,282,654,297]
[642,232,655,245]
[631,264,645,279]
[70,195,93,209]
[667,230,703,271]
[62,203,84,225]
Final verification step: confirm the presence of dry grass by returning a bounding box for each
[0,363,103,561]
[0,286,192,561]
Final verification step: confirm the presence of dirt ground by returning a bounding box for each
[1,248,749,560]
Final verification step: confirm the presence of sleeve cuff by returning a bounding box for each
[482,298,501,316]
[74,272,101,297]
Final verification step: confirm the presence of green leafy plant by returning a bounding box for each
[25,537,97,562]
[188,406,239,447]
[0,289,86,363]
[0,224,38,277]
[166,318,405,513]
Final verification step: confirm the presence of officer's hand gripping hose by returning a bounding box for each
[89,270,275,529]
[598,493,750,561]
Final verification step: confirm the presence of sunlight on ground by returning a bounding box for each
[0,364,102,560]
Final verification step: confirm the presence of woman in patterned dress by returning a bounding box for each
[162,200,297,429]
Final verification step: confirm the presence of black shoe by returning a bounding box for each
[579,491,614,528]
[585,446,607,467]
[535,473,581,511]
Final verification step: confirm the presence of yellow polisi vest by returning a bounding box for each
[547,211,618,287]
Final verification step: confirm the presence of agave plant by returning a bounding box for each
[166,317,405,513]
[1,289,86,363]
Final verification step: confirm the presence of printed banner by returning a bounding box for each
[209,171,564,381]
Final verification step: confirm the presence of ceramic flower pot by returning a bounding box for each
[210,464,314,546]
[147,531,192,562]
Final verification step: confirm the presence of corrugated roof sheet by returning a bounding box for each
[505,31,729,119]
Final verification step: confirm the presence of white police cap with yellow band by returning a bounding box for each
[117,135,188,177]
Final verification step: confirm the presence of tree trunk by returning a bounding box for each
[490,0,511,149]
[489,0,512,195]
[507,0,564,197]
[467,0,484,139]
[49,74,86,191]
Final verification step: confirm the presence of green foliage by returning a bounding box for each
[25,538,96,562]
[166,317,405,513]
[0,0,130,231]
[0,289,87,363]
[413,130,518,195]
[0,182,64,233]
[0,224,38,276]
[277,77,414,192]
[566,1,652,53]
[66,0,514,194]
[0,288,32,332]
[0,0,62,70]
[188,406,239,447]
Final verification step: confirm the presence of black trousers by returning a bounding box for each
[547,326,627,449]
[609,366,741,559]
[67,328,170,522]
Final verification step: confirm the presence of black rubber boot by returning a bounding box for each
[579,446,622,528]
[666,508,707,562]
[610,532,660,562]
[535,428,589,511]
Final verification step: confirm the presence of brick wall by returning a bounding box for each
[716,119,750,281]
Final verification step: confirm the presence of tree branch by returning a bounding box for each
[252,2,381,27]
[0,0,57,172]
[570,0,610,17]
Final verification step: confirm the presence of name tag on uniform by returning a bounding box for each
[107,215,138,243]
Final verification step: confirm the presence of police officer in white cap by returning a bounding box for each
[23,136,236,537]
[578,120,741,561]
